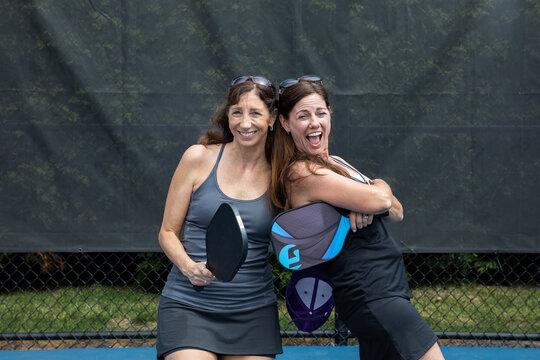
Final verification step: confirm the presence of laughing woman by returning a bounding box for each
[269,76,444,360]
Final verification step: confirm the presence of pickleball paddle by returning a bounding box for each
[271,201,350,271]
[194,202,248,291]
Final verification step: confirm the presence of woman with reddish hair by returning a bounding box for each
[269,75,444,360]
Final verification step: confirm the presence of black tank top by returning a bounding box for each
[323,156,410,318]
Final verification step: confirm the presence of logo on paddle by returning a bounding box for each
[279,244,301,270]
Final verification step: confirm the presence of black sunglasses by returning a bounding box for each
[230,75,273,88]
[278,75,322,94]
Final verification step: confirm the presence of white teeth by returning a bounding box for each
[240,131,257,136]
[307,131,322,145]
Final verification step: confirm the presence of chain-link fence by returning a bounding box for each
[0,252,538,350]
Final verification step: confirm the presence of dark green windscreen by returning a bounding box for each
[1,0,538,252]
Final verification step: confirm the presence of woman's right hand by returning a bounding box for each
[182,260,215,286]
[349,212,374,232]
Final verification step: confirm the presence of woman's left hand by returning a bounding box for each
[349,212,373,232]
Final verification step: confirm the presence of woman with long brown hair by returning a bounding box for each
[156,76,282,360]
[269,76,444,360]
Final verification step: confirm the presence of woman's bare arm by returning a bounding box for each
[288,162,392,213]
[158,145,214,286]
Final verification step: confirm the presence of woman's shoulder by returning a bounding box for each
[176,144,222,188]
[288,158,331,182]
[180,144,221,167]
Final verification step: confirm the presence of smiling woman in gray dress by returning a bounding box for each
[156,76,282,360]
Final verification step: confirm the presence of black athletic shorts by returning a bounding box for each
[342,296,438,360]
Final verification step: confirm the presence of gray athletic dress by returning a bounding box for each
[156,144,282,359]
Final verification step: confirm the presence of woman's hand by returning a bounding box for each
[348,177,375,231]
[371,180,404,222]
[181,260,215,286]
[385,195,404,222]
[349,212,374,232]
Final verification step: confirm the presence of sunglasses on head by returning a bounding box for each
[230,75,273,88]
[278,75,322,94]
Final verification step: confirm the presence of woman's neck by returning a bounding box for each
[227,141,267,168]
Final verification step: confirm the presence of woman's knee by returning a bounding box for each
[419,342,445,360]
[165,348,217,360]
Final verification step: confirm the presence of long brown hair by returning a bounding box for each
[269,80,349,210]
[198,80,277,162]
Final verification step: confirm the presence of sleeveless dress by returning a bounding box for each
[156,144,282,359]
[324,156,437,360]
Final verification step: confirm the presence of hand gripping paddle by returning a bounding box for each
[194,203,248,291]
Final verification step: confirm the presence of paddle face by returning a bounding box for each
[205,203,248,282]
[271,202,350,270]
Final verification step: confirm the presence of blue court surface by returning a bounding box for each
[1,346,539,360]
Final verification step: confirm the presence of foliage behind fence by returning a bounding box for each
[0,252,538,350]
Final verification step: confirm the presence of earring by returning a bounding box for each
[269,124,273,131]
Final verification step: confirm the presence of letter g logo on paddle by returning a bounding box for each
[278,244,301,270]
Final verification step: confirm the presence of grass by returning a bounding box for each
[412,285,540,333]
[0,285,157,333]
[0,284,538,334]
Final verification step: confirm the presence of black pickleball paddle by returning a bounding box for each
[194,203,248,291]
